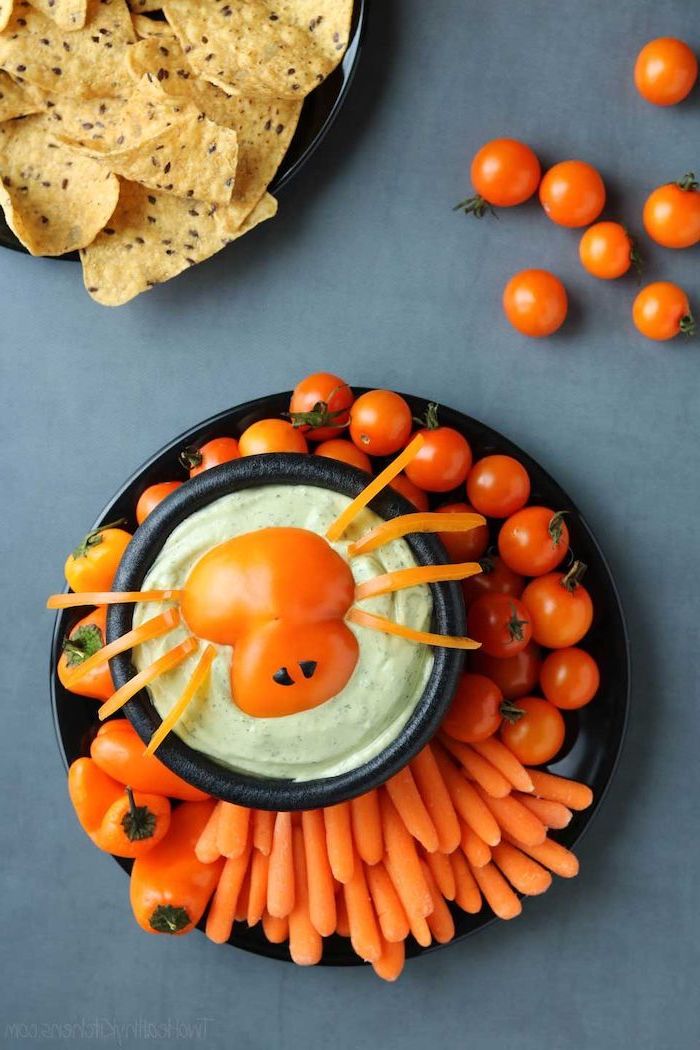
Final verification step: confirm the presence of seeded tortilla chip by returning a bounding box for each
[29,0,87,30]
[81,179,276,304]
[127,0,162,10]
[0,114,119,255]
[43,93,130,149]
[275,0,353,64]
[131,11,174,37]
[0,72,46,121]
[161,0,338,99]
[0,0,13,31]
[0,0,135,99]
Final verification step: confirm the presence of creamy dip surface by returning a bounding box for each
[133,485,434,781]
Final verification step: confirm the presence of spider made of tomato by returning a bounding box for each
[180,527,359,718]
[466,593,532,659]
[498,506,569,576]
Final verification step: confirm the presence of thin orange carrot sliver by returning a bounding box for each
[438,735,511,797]
[471,737,534,794]
[355,562,482,601]
[325,433,426,542]
[348,512,486,557]
[422,849,456,901]
[527,769,594,811]
[323,802,355,884]
[205,841,252,944]
[253,810,275,856]
[289,826,323,966]
[66,608,180,687]
[350,790,384,866]
[492,841,552,896]
[371,937,405,983]
[247,849,270,927]
[433,744,501,846]
[344,851,382,963]
[365,862,409,944]
[515,794,572,830]
[475,785,547,848]
[262,910,289,944]
[379,790,433,919]
[469,860,522,920]
[267,812,295,918]
[421,861,455,944]
[504,833,580,878]
[409,744,461,854]
[301,809,337,938]
[47,590,181,609]
[449,849,482,914]
[216,803,251,860]
[145,643,215,756]
[348,608,480,650]
[97,637,198,720]
[385,766,439,853]
[195,801,223,864]
[460,822,492,868]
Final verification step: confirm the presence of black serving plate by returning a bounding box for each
[0,1,366,257]
[49,391,630,966]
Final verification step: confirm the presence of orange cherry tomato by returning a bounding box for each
[466,455,530,518]
[521,564,593,648]
[579,222,637,280]
[405,405,472,492]
[57,606,114,701]
[461,554,524,605]
[470,642,542,701]
[643,175,700,249]
[435,502,489,562]
[502,269,568,337]
[632,282,695,341]
[540,647,600,709]
[239,418,309,456]
[500,697,566,765]
[634,37,698,106]
[498,506,569,577]
[288,372,354,441]
[314,438,372,473]
[136,481,183,526]
[180,437,240,477]
[390,473,430,511]
[442,673,505,743]
[539,160,606,227]
[457,138,541,214]
[349,390,412,456]
[64,521,132,592]
[467,593,532,659]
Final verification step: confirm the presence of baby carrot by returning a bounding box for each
[421,861,456,944]
[235,867,252,922]
[343,851,382,963]
[438,735,511,798]
[379,791,433,919]
[475,786,547,847]
[323,802,355,884]
[195,801,222,864]
[449,850,482,914]
[350,790,384,866]
[469,861,522,920]
[301,809,337,937]
[504,834,580,878]
[422,848,456,901]
[289,826,323,966]
[335,892,351,937]
[492,841,552,896]
[385,856,432,947]
[470,738,534,793]
[247,849,269,927]
[410,744,461,854]
[515,793,572,829]
[371,937,406,983]
[385,766,439,853]
[216,803,250,859]
[205,840,252,944]
[527,770,593,811]
[267,812,295,918]
[253,809,275,856]
[434,746,501,846]
[460,822,492,868]
[365,862,410,943]
[262,910,289,944]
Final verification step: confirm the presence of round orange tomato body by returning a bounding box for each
[466,455,530,518]
[314,438,372,473]
[181,437,240,477]
[521,569,593,648]
[632,282,695,341]
[435,502,490,562]
[462,554,524,605]
[442,673,504,743]
[539,161,606,227]
[579,222,635,279]
[136,482,182,526]
[349,390,412,456]
[64,523,132,592]
[470,138,541,207]
[467,593,532,659]
[540,647,600,709]
[500,697,566,765]
[288,372,354,441]
[643,176,700,249]
[390,473,430,511]
[470,642,542,701]
[634,37,698,106]
[498,506,569,576]
[502,269,568,337]
[239,419,308,456]
[405,427,472,493]
[57,606,114,701]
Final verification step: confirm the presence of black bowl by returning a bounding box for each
[107,453,466,810]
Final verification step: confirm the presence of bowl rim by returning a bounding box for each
[107,452,466,810]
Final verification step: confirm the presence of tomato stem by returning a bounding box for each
[453,194,497,219]
[500,700,525,724]
[676,172,698,192]
[71,519,127,559]
[179,445,203,471]
[413,401,440,430]
[548,511,568,548]
[506,603,529,642]
[680,313,696,337]
[286,386,350,432]
[562,560,587,591]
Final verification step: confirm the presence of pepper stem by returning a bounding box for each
[179,445,203,471]
[121,786,157,842]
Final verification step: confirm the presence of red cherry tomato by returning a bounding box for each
[349,390,412,456]
[136,481,182,525]
[239,419,308,456]
[500,697,566,765]
[180,437,240,478]
[470,642,542,701]
[436,502,489,562]
[405,405,472,492]
[521,564,593,648]
[539,160,606,227]
[467,593,532,659]
[498,506,569,576]
[461,554,524,605]
[634,37,698,106]
[502,269,568,337]
[643,175,700,249]
[442,673,504,743]
[466,455,530,518]
[314,439,372,473]
[458,138,541,214]
[288,372,353,441]
[390,473,430,511]
[540,647,600,709]
[632,282,695,341]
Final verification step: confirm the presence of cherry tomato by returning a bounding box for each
[442,673,504,743]
[643,175,700,249]
[539,160,606,227]
[135,482,183,526]
[405,404,472,492]
[462,554,524,605]
[521,564,593,648]
[238,419,309,456]
[390,473,430,511]
[64,521,132,591]
[579,222,637,280]
[540,647,600,709]
[436,502,489,562]
[57,607,114,701]
[288,372,354,441]
[314,438,372,473]
[500,697,566,765]
[502,269,568,337]
[470,642,542,701]
[632,282,695,341]
[467,593,532,659]
[457,138,541,215]
[180,437,240,477]
[498,506,569,576]
[467,455,530,517]
[634,37,698,106]
[349,390,412,456]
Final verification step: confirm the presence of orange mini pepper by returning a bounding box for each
[57,607,114,702]
[90,719,209,802]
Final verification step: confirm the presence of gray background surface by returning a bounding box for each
[1,1,698,1047]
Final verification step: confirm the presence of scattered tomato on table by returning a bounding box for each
[455,138,541,217]
[643,174,700,250]
[634,37,698,106]
[579,222,640,280]
[632,282,695,341]
[539,160,606,228]
[502,269,568,338]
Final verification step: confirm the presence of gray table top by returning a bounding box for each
[1,1,698,1047]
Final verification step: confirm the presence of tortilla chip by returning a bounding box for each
[0,0,13,32]
[0,114,119,255]
[43,93,130,149]
[0,0,135,99]
[131,11,174,37]
[161,0,337,99]
[127,0,162,10]
[29,0,87,30]
[0,71,46,121]
[81,179,276,304]
[275,0,353,64]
